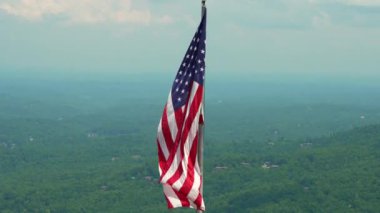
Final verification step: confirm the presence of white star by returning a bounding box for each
[200,67,204,72]
[201,49,205,54]
[182,63,186,67]
[186,55,190,58]
[178,97,182,102]
[176,87,179,92]
[175,79,179,83]
[185,81,188,85]
[180,80,183,84]
[197,38,200,42]
[191,55,194,59]
[179,71,182,75]
[194,47,197,51]
[189,73,192,77]
[190,46,193,50]
[181,89,185,94]
[195,70,198,73]
[198,59,202,64]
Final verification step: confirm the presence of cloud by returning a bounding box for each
[0,0,152,24]
[156,15,174,25]
[312,12,332,28]
[343,0,380,6]
[214,0,380,30]
[310,0,380,6]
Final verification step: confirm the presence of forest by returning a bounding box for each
[1,74,379,212]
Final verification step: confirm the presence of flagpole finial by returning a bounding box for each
[202,0,206,6]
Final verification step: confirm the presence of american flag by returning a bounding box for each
[156,9,207,211]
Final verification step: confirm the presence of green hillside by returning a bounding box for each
[205,125,380,212]
[1,77,379,212]
[1,117,379,212]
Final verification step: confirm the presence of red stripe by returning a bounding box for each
[199,114,204,125]
[161,105,187,175]
[164,195,174,209]
[157,139,166,171]
[160,86,203,181]
[166,158,183,185]
[174,109,184,130]
[174,189,190,208]
[179,86,203,147]
[179,133,198,196]
[161,105,174,152]
[168,86,203,169]
[159,84,205,210]
[194,193,203,210]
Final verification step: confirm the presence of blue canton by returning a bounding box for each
[171,12,206,110]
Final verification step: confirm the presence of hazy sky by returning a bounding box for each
[1,0,379,78]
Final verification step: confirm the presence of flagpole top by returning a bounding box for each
[202,0,206,6]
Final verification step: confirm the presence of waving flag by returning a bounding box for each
[156,8,207,211]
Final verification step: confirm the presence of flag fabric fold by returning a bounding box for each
[156,9,207,211]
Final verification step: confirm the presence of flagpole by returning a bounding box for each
[197,2,206,213]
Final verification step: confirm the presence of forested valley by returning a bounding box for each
[1,74,379,212]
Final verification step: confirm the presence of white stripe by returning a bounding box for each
[172,105,202,192]
[201,199,205,210]
[163,184,182,208]
[189,200,197,209]
[158,166,163,176]
[157,119,169,159]
[160,83,205,209]
[184,83,200,119]
[166,92,178,142]
[164,185,198,210]
[187,155,201,201]
[160,85,201,184]
[160,144,181,183]
[172,163,187,192]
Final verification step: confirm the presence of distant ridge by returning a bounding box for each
[206,124,380,212]
[314,124,380,146]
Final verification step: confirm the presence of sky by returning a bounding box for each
[0,0,379,80]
